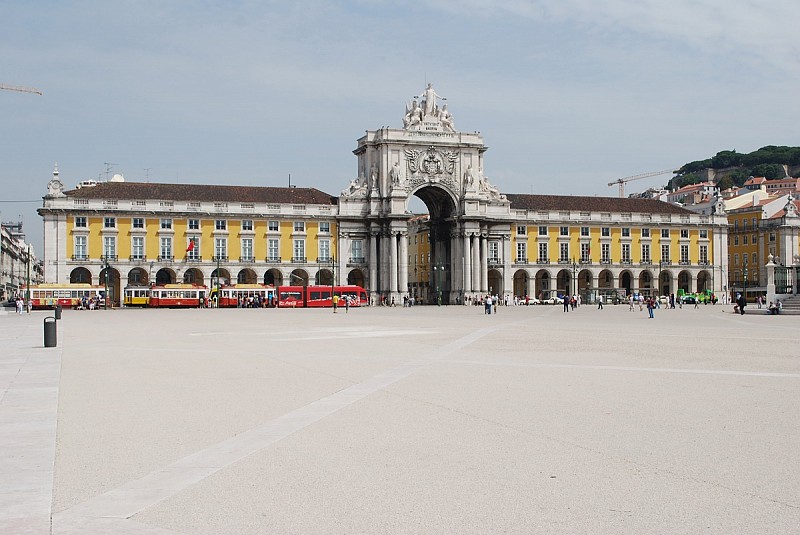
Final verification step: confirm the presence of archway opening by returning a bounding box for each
[347,268,365,288]
[408,185,458,303]
[237,268,257,285]
[70,267,91,284]
[155,268,175,286]
[184,268,204,285]
[264,269,283,287]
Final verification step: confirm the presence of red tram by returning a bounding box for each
[277,285,368,308]
[210,284,276,307]
[148,284,208,308]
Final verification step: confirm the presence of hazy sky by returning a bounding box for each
[3,0,799,255]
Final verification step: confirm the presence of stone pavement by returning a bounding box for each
[1,303,799,534]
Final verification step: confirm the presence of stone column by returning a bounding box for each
[472,234,481,293]
[398,232,408,297]
[390,231,398,296]
[481,235,489,293]
[766,256,776,304]
[502,234,512,300]
[369,231,378,299]
[463,233,472,294]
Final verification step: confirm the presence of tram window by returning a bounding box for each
[311,291,322,300]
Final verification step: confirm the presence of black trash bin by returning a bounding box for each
[55,304,62,320]
[44,316,57,348]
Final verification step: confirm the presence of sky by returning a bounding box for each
[2,0,799,256]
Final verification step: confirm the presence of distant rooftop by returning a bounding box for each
[504,193,691,215]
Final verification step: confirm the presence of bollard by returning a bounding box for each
[44,316,57,348]
[55,304,62,320]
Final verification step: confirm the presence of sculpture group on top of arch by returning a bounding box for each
[340,84,505,203]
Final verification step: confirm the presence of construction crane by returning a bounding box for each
[608,168,677,198]
[0,83,43,95]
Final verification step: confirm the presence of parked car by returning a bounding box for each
[658,295,669,304]
[543,296,564,305]
[681,295,697,304]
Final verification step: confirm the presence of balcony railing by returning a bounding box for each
[537,259,549,264]
[239,256,255,263]
[679,260,690,265]
[100,255,118,262]
[185,256,202,262]
[71,254,88,261]
[515,258,529,265]
[579,259,592,265]
[212,255,229,262]
[265,256,281,263]
[600,259,611,264]
[158,255,174,262]
[129,255,146,262]
[620,259,632,265]
[640,260,652,265]
[292,256,307,263]
[349,257,366,264]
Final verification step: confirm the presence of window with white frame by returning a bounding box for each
[601,243,610,263]
[241,238,253,260]
[188,219,199,230]
[743,234,748,245]
[699,229,708,239]
[241,220,253,231]
[621,243,630,263]
[680,244,689,264]
[215,220,227,231]
[132,236,144,259]
[187,237,200,260]
[752,253,757,265]
[160,218,172,229]
[352,239,363,261]
[133,217,145,229]
[733,253,739,266]
[601,227,610,237]
[538,242,548,262]
[75,216,87,228]
[267,238,280,261]
[516,242,527,262]
[641,228,650,238]
[160,237,172,259]
[215,238,227,260]
[488,241,500,263]
[559,226,569,236]
[293,221,305,233]
[104,217,116,228]
[699,245,708,264]
[641,244,650,262]
[734,235,739,246]
[559,242,569,262]
[580,226,589,237]
[318,239,330,261]
[293,239,305,261]
[661,228,670,238]
[319,221,331,233]
[680,229,689,238]
[74,236,87,259]
[268,220,279,232]
[661,244,670,262]
[538,225,548,236]
[580,242,590,262]
[103,236,116,259]
[621,228,630,237]
[517,225,526,236]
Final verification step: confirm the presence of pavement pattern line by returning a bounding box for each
[444,359,800,378]
[0,319,62,535]
[52,323,507,533]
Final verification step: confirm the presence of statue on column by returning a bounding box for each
[389,161,402,186]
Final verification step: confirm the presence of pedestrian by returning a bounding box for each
[736,292,746,315]
[485,295,492,315]
[563,295,570,312]
[628,295,634,312]
[345,295,350,313]
[597,295,604,310]
[332,294,339,313]
[647,297,655,318]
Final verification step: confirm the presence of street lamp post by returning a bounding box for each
[571,258,577,298]
[743,267,748,304]
[103,257,110,310]
[433,265,444,306]
[25,244,31,313]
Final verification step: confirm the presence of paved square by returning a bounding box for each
[2,303,799,534]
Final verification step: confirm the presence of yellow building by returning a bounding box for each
[39,174,357,306]
[726,193,800,297]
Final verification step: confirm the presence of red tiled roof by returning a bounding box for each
[504,193,691,215]
[65,182,338,205]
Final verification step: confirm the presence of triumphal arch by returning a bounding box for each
[338,84,514,304]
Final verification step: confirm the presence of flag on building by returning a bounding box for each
[186,240,195,252]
